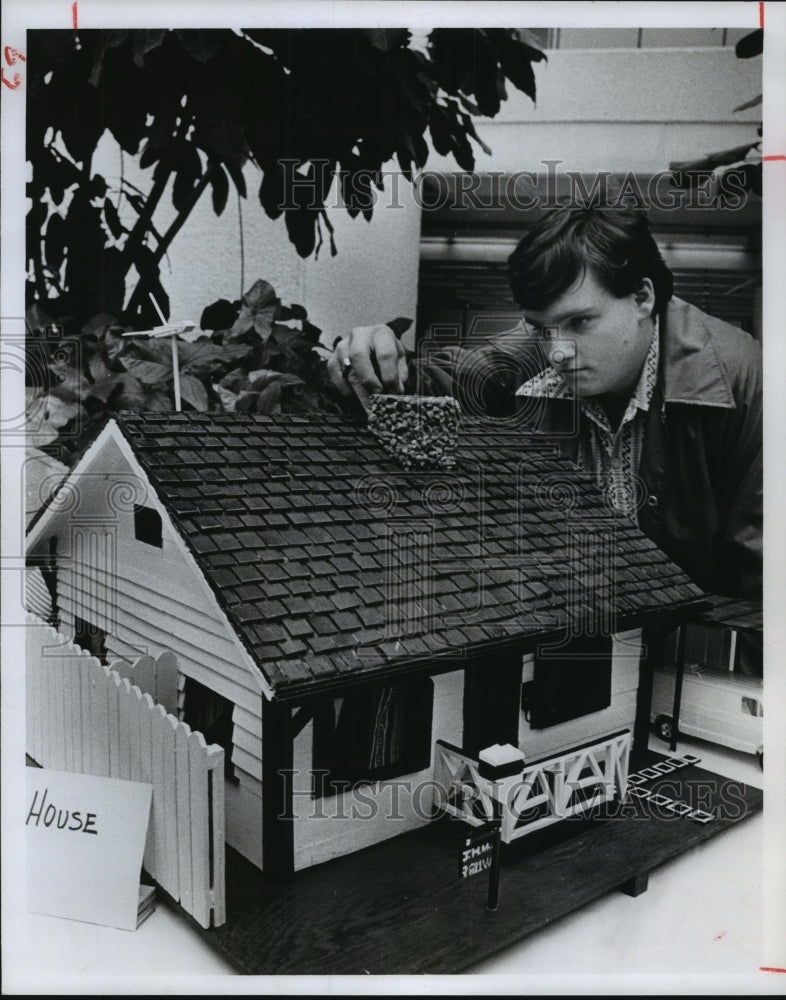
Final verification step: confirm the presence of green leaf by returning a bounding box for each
[259,166,285,221]
[48,365,92,404]
[139,141,160,170]
[224,159,247,198]
[90,174,108,199]
[120,356,172,385]
[174,29,223,62]
[253,305,276,341]
[179,338,234,366]
[200,297,239,331]
[247,369,303,391]
[44,214,67,273]
[89,374,124,404]
[301,321,322,344]
[126,337,174,364]
[234,390,260,413]
[112,373,172,411]
[216,366,251,393]
[211,163,229,215]
[733,93,762,114]
[213,382,239,410]
[27,393,83,449]
[89,353,112,381]
[483,28,545,104]
[670,141,759,174]
[735,29,763,59]
[103,328,127,366]
[173,144,204,214]
[460,110,493,156]
[362,29,410,52]
[82,313,121,338]
[228,280,278,339]
[386,317,413,338]
[131,29,168,68]
[253,382,282,413]
[179,373,209,411]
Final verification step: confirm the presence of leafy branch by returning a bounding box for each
[26,27,545,330]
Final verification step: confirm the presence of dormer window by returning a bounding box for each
[134,504,162,548]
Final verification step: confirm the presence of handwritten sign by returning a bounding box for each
[459,822,502,910]
[459,823,499,879]
[26,769,152,930]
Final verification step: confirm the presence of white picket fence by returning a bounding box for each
[25,613,226,929]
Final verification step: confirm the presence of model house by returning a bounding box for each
[26,410,706,875]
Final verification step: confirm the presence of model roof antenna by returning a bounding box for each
[121,293,196,411]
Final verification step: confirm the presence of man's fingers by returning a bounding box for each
[397,353,409,394]
[348,331,383,394]
[327,341,353,396]
[372,327,405,393]
[345,367,372,411]
[328,324,408,400]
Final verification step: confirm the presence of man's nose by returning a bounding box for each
[548,338,575,367]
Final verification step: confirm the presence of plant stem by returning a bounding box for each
[119,114,192,281]
[124,161,220,317]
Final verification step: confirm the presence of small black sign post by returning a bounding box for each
[459,821,502,910]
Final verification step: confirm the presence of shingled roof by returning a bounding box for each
[107,411,705,699]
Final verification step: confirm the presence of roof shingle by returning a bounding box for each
[114,411,706,697]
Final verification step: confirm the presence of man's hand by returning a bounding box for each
[327,324,409,404]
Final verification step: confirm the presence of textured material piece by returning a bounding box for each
[113,412,705,697]
[366,394,461,469]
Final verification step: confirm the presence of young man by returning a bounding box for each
[328,208,762,610]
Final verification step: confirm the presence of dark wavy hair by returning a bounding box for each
[507,207,674,316]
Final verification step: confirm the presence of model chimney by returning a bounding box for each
[366,395,461,470]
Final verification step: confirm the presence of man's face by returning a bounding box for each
[523,270,656,398]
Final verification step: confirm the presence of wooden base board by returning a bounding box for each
[178,751,762,975]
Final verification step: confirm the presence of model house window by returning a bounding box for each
[522,634,613,729]
[134,504,162,548]
[313,677,434,796]
[73,615,107,663]
[741,696,763,718]
[182,676,237,782]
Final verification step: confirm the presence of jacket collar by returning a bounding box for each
[659,297,736,408]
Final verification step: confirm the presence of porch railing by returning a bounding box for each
[434,730,631,843]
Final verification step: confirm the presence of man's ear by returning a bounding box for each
[635,277,656,319]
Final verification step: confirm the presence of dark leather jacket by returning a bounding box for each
[408,298,762,601]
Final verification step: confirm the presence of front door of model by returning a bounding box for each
[463,648,522,758]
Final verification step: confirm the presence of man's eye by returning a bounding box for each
[570,317,591,331]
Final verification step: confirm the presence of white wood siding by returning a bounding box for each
[517,629,642,760]
[27,434,266,868]
[292,669,464,871]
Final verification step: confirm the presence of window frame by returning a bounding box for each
[312,676,435,798]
